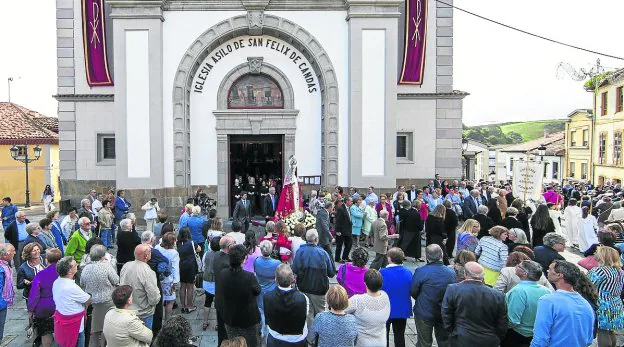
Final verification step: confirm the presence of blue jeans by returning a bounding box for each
[76,331,85,347]
[142,315,153,330]
[100,229,111,247]
[0,308,7,340]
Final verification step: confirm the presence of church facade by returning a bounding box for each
[55,0,465,217]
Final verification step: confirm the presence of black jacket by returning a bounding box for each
[473,214,494,239]
[534,245,565,276]
[116,231,140,265]
[264,287,308,336]
[502,216,523,231]
[213,251,230,286]
[441,281,507,347]
[262,194,278,218]
[530,217,556,247]
[215,267,261,328]
[315,208,332,246]
[516,211,531,243]
[334,204,352,236]
[444,208,458,236]
[4,219,31,250]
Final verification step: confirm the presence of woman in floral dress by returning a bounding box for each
[588,246,624,347]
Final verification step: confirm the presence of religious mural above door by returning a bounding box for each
[228,74,284,109]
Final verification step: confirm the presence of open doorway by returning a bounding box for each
[229,135,283,216]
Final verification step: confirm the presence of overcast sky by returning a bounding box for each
[0,0,623,126]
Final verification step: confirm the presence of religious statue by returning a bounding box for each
[274,155,304,220]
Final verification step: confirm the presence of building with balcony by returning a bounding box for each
[563,109,593,182]
[593,68,624,186]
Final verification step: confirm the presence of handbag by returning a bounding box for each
[191,241,204,289]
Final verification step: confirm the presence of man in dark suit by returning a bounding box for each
[262,187,278,222]
[4,211,30,268]
[233,191,251,232]
[434,174,442,189]
[479,181,492,205]
[334,196,353,263]
[441,262,507,347]
[315,201,334,257]
[213,235,235,345]
[462,190,482,219]
[406,184,418,202]
[473,205,495,239]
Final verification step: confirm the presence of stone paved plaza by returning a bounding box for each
[0,205,588,346]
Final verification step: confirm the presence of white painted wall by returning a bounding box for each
[125,30,151,178]
[162,11,348,187]
[266,11,349,185]
[361,30,386,176]
[397,0,437,94]
[75,102,116,180]
[395,99,436,178]
[189,35,322,185]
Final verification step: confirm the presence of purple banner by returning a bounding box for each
[82,0,113,86]
[399,0,427,85]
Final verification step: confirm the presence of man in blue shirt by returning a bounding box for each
[503,260,551,346]
[531,260,595,347]
[1,197,18,235]
[410,244,456,347]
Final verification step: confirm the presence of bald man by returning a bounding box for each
[441,262,506,347]
[214,235,235,344]
[120,243,160,329]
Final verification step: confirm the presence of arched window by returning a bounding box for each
[228,74,284,109]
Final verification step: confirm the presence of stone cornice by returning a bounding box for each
[397,91,470,100]
[163,0,347,11]
[108,0,165,20]
[346,0,403,20]
[53,94,115,102]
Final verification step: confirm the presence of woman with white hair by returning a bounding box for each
[80,245,119,346]
[505,228,530,253]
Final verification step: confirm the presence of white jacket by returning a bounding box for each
[141,201,160,220]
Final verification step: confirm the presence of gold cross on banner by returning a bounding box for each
[411,0,422,48]
[90,2,101,47]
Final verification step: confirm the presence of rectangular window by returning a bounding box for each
[582,129,589,147]
[97,134,116,163]
[601,92,608,116]
[396,133,413,161]
[569,161,575,177]
[614,131,622,165]
[553,162,559,179]
[581,163,588,179]
[570,130,576,147]
[617,87,623,113]
[264,87,272,105]
[599,132,607,164]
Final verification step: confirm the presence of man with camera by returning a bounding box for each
[141,198,160,233]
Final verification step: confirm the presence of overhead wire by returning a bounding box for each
[435,0,624,61]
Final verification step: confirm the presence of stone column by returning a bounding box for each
[346,0,402,188]
[216,135,229,218]
[108,0,165,188]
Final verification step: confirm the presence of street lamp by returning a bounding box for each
[10,144,42,207]
[461,138,470,179]
[537,144,546,161]
[461,138,469,153]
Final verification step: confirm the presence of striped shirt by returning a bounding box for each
[475,236,508,271]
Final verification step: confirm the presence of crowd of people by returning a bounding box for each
[0,174,622,347]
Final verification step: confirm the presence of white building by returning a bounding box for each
[55,0,466,217]
[462,139,489,182]
[494,133,565,185]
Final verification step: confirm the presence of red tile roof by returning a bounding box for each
[0,102,58,145]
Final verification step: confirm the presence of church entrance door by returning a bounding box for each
[229,135,283,216]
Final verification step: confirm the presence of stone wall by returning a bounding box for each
[60,179,217,225]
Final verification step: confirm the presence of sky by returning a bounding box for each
[0,0,623,126]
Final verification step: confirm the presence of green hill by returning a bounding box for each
[464,119,566,146]
[498,120,565,141]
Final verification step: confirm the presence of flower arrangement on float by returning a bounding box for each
[282,210,316,234]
